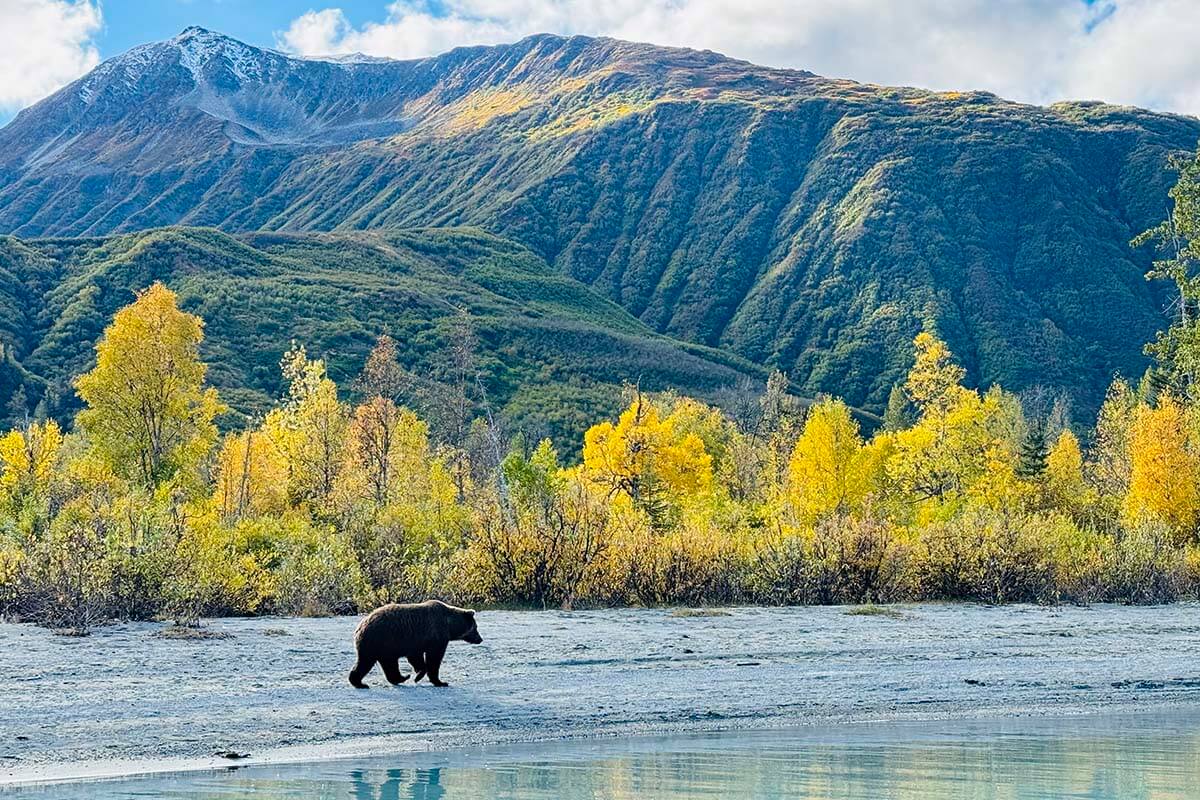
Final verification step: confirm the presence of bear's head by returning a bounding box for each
[459,609,483,644]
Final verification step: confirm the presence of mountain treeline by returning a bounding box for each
[5,141,1200,628]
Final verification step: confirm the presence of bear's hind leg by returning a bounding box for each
[349,655,376,688]
[407,653,426,683]
[381,657,409,685]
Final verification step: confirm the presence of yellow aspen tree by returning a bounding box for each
[787,398,872,522]
[355,334,409,402]
[968,443,1030,511]
[658,394,758,501]
[0,419,63,504]
[212,428,289,520]
[346,401,431,508]
[905,331,966,416]
[265,345,349,508]
[1124,397,1200,536]
[348,397,400,508]
[887,389,1012,517]
[0,419,65,537]
[1044,430,1090,515]
[74,283,224,487]
[346,334,415,508]
[582,396,712,526]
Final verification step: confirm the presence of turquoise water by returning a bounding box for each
[13,712,1200,799]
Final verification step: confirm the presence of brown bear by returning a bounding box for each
[348,600,482,688]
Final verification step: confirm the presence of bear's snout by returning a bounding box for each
[465,630,483,644]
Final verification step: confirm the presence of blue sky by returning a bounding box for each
[90,0,388,58]
[3,0,1200,125]
[0,0,404,124]
[79,0,1115,65]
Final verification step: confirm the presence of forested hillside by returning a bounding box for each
[0,227,762,443]
[1,28,1196,416]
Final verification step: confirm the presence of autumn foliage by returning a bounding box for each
[1,283,1199,630]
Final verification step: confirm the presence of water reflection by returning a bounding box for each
[13,711,1200,799]
[348,768,445,800]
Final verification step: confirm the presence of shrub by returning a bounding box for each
[0,546,23,614]
[917,508,1056,603]
[458,447,612,608]
[803,514,913,604]
[272,517,365,616]
[1103,521,1194,604]
[745,529,811,606]
[19,498,115,631]
[745,515,912,605]
[169,514,274,621]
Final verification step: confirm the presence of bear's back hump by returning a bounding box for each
[353,601,452,650]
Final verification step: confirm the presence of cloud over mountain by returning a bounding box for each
[0,0,101,110]
[278,0,1200,115]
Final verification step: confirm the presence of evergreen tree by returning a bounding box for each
[759,370,792,436]
[1017,422,1049,479]
[1139,365,1175,406]
[881,383,915,432]
[5,386,28,427]
[1134,148,1200,401]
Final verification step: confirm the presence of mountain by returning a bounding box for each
[1,28,1198,417]
[0,226,765,444]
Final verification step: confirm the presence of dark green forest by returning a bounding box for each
[0,226,768,445]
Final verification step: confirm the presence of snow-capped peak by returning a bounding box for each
[75,28,284,106]
[172,26,270,84]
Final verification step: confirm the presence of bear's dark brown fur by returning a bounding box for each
[349,600,482,688]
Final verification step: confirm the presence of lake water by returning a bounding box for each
[12,711,1200,799]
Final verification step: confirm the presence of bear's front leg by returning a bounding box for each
[425,642,449,687]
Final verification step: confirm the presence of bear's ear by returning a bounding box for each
[467,609,476,616]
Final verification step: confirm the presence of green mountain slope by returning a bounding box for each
[0,227,766,444]
[1,30,1197,416]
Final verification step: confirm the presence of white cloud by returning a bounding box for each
[0,0,102,110]
[1061,0,1200,113]
[277,0,1200,115]
[278,3,526,61]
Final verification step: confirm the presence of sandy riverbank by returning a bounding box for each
[3,603,1200,785]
